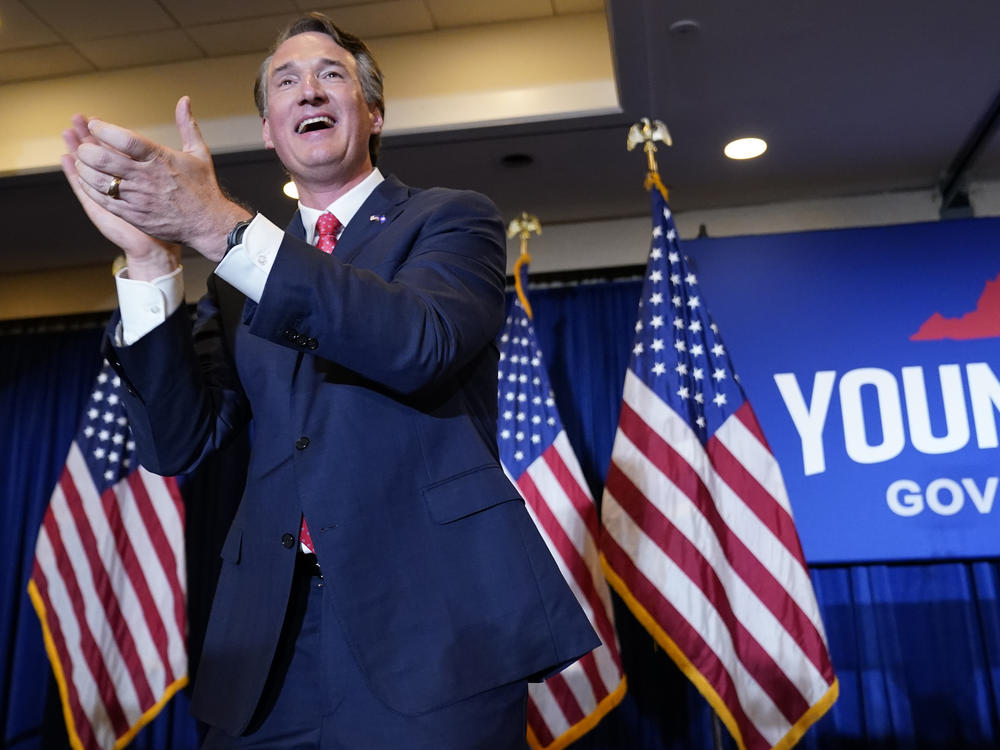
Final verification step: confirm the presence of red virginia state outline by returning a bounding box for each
[911,272,1000,341]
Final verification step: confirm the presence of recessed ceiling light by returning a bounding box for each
[283,180,298,199]
[724,137,767,160]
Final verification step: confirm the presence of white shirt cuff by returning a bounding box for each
[214,213,286,303]
[115,265,185,346]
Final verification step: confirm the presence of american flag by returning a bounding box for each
[599,187,838,750]
[27,359,187,750]
[498,262,626,750]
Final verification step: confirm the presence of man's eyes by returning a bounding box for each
[274,70,342,87]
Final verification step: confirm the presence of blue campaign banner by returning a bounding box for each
[687,216,1000,563]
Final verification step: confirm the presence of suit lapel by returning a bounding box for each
[243,177,408,328]
[333,175,410,265]
[237,178,408,387]
[286,209,307,241]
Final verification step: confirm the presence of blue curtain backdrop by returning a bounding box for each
[3,279,1000,748]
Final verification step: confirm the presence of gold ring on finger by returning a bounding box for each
[107,176,122,199]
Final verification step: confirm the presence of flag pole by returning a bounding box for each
[627,117,725,750]
[626,117,673,200]
[507,212,542,320]
[497,214,629,747]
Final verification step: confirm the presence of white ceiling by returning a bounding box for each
[0,0,602,81]
[2,0,1000,276]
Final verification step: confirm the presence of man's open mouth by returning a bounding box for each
[296,116,335,134]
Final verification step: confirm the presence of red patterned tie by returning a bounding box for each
[299,212,340,555]
[315,211,340,254]
[299,518,315,555]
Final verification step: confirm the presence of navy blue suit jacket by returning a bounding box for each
[106,176,599,735]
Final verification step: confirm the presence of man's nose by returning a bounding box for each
[299,74,327,103]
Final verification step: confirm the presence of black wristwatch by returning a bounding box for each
[226,218,253,252]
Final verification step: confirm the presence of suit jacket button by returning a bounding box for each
[295,437,310,450]
[281,533,295,549]
[306,338,319,350]
[283,328,296,341]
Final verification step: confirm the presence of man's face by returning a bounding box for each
[261,32,382,187]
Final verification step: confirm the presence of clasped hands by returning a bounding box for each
[61,96,251,279]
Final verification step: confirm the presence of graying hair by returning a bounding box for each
[254,13,385,166]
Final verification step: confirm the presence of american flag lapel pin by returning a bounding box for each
[369,214,386,224]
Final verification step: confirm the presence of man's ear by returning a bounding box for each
[370,106,383,135]
[262,117,274,150]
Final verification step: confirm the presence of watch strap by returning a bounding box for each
[226,218,253,252]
